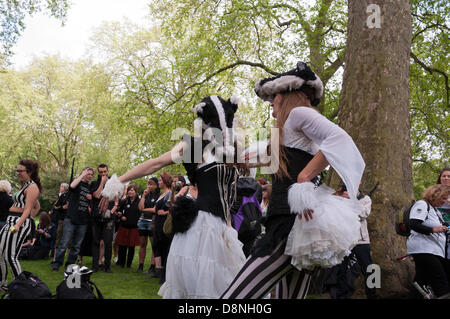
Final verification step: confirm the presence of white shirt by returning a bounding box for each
[283,106,365,200]
[406,200,446,258]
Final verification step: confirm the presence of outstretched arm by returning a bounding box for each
[99,142,186,211]
[120,141,185,184]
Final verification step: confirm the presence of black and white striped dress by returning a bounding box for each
[0,181,35,289]
[158,153,247,299]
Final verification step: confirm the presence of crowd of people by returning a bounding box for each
[0,61,448,299]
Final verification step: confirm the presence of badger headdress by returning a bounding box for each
[254,61,323,106]
[191,95,240,159]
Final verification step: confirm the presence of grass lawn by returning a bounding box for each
[3,245,162,299]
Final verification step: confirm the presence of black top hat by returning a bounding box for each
[254,61,323,106]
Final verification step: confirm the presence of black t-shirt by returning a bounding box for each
[90,178,114,222]
[67,181,93,225]
[141,191,160,220]
[0,192,13,222]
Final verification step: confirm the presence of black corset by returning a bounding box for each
[194,162,237,221]
[266,147,314,217]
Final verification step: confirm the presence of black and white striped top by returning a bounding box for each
[12,181,35,209]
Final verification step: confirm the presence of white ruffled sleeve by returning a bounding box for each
[288,107,365,201]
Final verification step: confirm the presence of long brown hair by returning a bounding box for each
[39,211,51,228]
[269,90,315,179]
[19,159,43,192]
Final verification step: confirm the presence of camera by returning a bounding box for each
[174,181,183,192]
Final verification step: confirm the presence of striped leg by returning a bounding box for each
[221,242,295,299]
[275,268,312,299]
[9,219,31,277]
[0,226,9,287]
[1,217,31,279]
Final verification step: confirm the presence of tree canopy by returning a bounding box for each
[0,0,448,239]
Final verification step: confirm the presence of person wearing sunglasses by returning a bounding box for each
[0,159,42,293]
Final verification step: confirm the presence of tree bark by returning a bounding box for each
[335,0,414,298]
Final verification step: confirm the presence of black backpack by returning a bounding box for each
[238,202,262,244]
[56,279,103,299]
[396,201,431,237]
[6,271,52,299]
[56,266,103,299]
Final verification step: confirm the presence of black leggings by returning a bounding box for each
[412,253,450,297]
[117,246,135,268]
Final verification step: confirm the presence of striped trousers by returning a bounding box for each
[221,241,314,299]
[0,216,32,288]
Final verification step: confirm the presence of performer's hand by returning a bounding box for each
[157,209,167,216]
[298,209,314,222]
[11,223,21,233]
[99,196,110,213]
[101,174,109,183]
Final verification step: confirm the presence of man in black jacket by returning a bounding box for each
[49,183,69,261]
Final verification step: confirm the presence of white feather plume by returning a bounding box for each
[191,102,206,114]
[101,174,125,200]
[288,182,317,214]
[229,94,241,106]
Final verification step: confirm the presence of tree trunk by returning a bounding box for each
[335,0,414,298]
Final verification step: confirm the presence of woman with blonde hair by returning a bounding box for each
[407,184,450,298]
[221,62,365,299]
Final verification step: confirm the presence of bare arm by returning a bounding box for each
[297,150,329,183]
[93,176,108,199]
[31,200,40,218]
[138,192,156,213]
[99,142,185,212]
[118,142,185,184]
[138,194,146,211]
[71,169,89,189]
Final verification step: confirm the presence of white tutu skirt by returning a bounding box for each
[284,184,361,271]
[158,211,247,299]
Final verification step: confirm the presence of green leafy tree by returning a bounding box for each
[0,0,70,67]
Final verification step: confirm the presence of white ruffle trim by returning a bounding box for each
[285,184,361,271]
[101,174,124,200]
[288,182,318,214]
[158,211,246,299]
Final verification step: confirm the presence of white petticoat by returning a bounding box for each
[284,184,361,271]
[158,210,247,299]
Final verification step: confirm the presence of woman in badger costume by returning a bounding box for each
[100,95,247,299]
[221,62,365,299]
